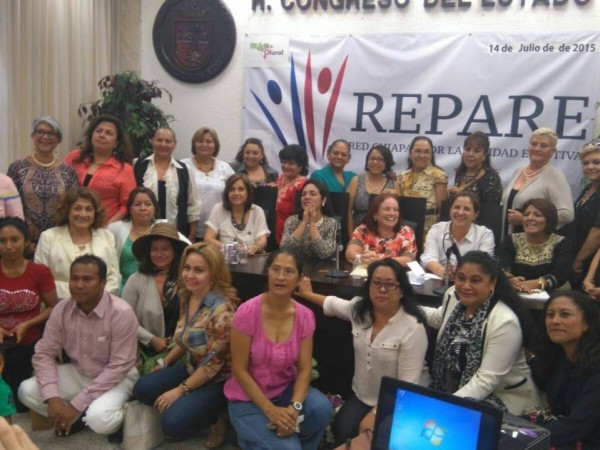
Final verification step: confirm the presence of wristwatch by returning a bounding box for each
[290,401,303,412]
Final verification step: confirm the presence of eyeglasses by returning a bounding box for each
[368,156,385,163]
[33,129,59,138]
[370,280,400,291]
[268,266,298,278]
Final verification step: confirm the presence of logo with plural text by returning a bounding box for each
[249,51,349,163]
[249,41,285,59]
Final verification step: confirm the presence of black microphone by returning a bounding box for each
[448,233,461,264]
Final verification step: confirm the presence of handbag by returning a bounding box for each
[122,400,165,450]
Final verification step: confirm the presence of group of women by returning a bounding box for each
[1,114,600,448]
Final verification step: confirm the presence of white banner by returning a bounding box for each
[243,32,600,197]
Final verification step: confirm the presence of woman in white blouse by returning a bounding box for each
[298,258,428,447]
[35,187,120,299]
[134,128,201,242]
[182,127,234,240]
[421,192,494,280]
[204,174,270,254]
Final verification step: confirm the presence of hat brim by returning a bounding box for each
[132,234,189,263]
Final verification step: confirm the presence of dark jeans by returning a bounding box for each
[133,364,225,440]
[3,343,35,412]
[331,394,372,446]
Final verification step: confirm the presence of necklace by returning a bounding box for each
[522,164,548,179]
[365,175,386,193]
[194,157,214,174]
[31,153,56,168]
[231,212,247,231]
[132,224,151,236]
[575,184,598,209]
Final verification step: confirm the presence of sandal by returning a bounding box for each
[203,415,227,449]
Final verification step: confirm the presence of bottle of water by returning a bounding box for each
[351,254,363,278]
[238,243,248,264]
[221,245,230,264]
[229,243,239,265]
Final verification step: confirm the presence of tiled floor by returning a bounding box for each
[13,412,239,449]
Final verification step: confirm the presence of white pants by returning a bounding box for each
[18,364,139,435]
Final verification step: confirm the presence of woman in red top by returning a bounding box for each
[65,114,136,224]
[0,217,57,411]
[275,145,308,244]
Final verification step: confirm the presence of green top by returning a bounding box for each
[119,237,139,294]
[0,376,16,417]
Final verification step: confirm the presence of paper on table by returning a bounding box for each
[519,290,550,300]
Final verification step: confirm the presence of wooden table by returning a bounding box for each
[229,255,444,398]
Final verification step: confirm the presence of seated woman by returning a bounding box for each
[297,259,428,446]
[398,136,448,238]
[230,137,278,186]
[133,243,238,447]
[109,187,159,292]
[424,251,540,415]
[448,131,503,205]
[310,139,356,193]
[500,198,573,293]
[225,248,332,450]
[205,173,270,255]
[0,217,57,411]
[421,192,495,280]
[121,223,188,357]
[34,187,120,299]
[583,246,600,301]
[280,179,337,260]
[345,194,417,268]
[530,291,600,447]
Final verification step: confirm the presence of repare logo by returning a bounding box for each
[248,42,285,59]
[249,51,349,163]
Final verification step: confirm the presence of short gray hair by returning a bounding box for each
[31,115,63,142]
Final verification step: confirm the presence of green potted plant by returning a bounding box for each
[78,71,173,159]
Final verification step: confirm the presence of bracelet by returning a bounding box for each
[180,380,192,395]
[156,358,166,369]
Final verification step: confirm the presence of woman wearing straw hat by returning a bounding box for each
[121,223,189,356]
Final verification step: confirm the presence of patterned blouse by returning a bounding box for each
[280,215,337,259]
[175,291,236,382]
[7,159,78,242]
[398,165,448,237]
[350,224,417,258]
[352,175,396,228]
[499,233,573,290]
[451,168,503,205]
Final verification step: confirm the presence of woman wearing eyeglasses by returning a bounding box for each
[8,116,78,246]
[226,248,332,449]
[347,145,400,238]
[298,258,428,446]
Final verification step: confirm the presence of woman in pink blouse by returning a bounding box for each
[225,248,332,450]
[133,243,238,447]
[65,114,135,224]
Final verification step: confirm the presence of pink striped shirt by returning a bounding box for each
[32,291,138,412]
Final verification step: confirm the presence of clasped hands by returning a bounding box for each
[47,398,82,436]
[265,404,299,438]
[510,276,540,294]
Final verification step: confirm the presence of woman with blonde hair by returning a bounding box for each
[502,128,574,236]
[133,243,237,447]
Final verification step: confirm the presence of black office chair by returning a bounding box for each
[253,185,278,252]
[475,203,503,252]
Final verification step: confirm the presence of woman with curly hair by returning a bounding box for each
[530,291,600,448]
[65,114,135,224]
[34,187,120,299]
